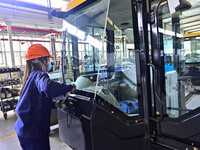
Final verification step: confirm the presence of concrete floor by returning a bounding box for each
[0,111,72,150]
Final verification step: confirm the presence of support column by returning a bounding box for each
[106,30,115,76]
[84,43,87,62]
[50,35,56,63]
[172,16,185,116]
[172,17,181,73]
[67,33,73,80]
[92,28,96,72]
[18,40,23,66]
[61,31,67,83]
[6,21,15,67]
[122,36,127,59]
[2,35,8,66]
[0,38,3,65]
[71,35,79,80]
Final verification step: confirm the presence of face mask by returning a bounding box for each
[47,62,52,72]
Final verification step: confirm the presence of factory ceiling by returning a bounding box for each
[0,0,199,39]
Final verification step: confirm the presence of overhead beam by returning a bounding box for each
[183,20,200,28]
[6,22,15,67]
[0,5,47,16]
[0,26,62,34]
[161,4,200,20]
[163,13,200,24]
[188,29,200,33]
[0,38,89,44]
[0,17,62,28]
[0,0,51,12]
[182,16,200,25]
[0,38,61,43]
[184,25,200,31]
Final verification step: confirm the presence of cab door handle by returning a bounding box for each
[147,63,162,103]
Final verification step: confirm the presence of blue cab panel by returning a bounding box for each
[115,66,121,71]
[165,64,174,72]
[119,99,139,114]
[99,72,108,79]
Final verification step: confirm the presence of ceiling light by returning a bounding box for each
[62,21,77,35]
[107,17,113,26]
[76,29,85,40]
[62,20,86,40]
[18,0,68,8]
[158,27,183,37]
[114,25,120,32]
[107,17,120,31]
[86,35,101,49]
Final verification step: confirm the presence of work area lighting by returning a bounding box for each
[17,0,68,8]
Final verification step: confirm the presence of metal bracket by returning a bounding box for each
[148,10,155,24]
[132,0,142,6]
[135,49,145,53]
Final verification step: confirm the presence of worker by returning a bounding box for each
[14,44,76,150]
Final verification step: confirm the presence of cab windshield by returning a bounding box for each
[59,0,139,116]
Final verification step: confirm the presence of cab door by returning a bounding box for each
[52,0,153,150]
[150,0,200,149]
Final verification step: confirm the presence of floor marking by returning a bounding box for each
[0,134,17,141]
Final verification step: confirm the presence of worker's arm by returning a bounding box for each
[36,72,74,98]
[52,100,58,109]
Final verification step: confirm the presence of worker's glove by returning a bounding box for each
[55,100,66,109]
[70,83,77,93]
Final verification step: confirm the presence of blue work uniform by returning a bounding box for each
[15,70,73,150]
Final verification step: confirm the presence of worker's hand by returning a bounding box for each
[55,100,66,109]
[55,100,61,108]
[70,83,76,93]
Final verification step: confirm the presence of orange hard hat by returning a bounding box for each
[25,44,53,61]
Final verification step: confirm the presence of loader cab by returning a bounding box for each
[52,0,200,149]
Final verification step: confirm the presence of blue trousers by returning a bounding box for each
[17,135,50,150]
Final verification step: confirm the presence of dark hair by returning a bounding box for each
[19,57,48,95]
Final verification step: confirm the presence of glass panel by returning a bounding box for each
[159,0,200,118]
[97,0,138,116]
[60,0,139,116]
[4,41,10,52]
[5,52,12,67]
[20,41,30,53]
[0,52,4,66]
[14,52,21,66]
[13,41,20,52]
[0,39,5,67]
[61,0,110,83]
